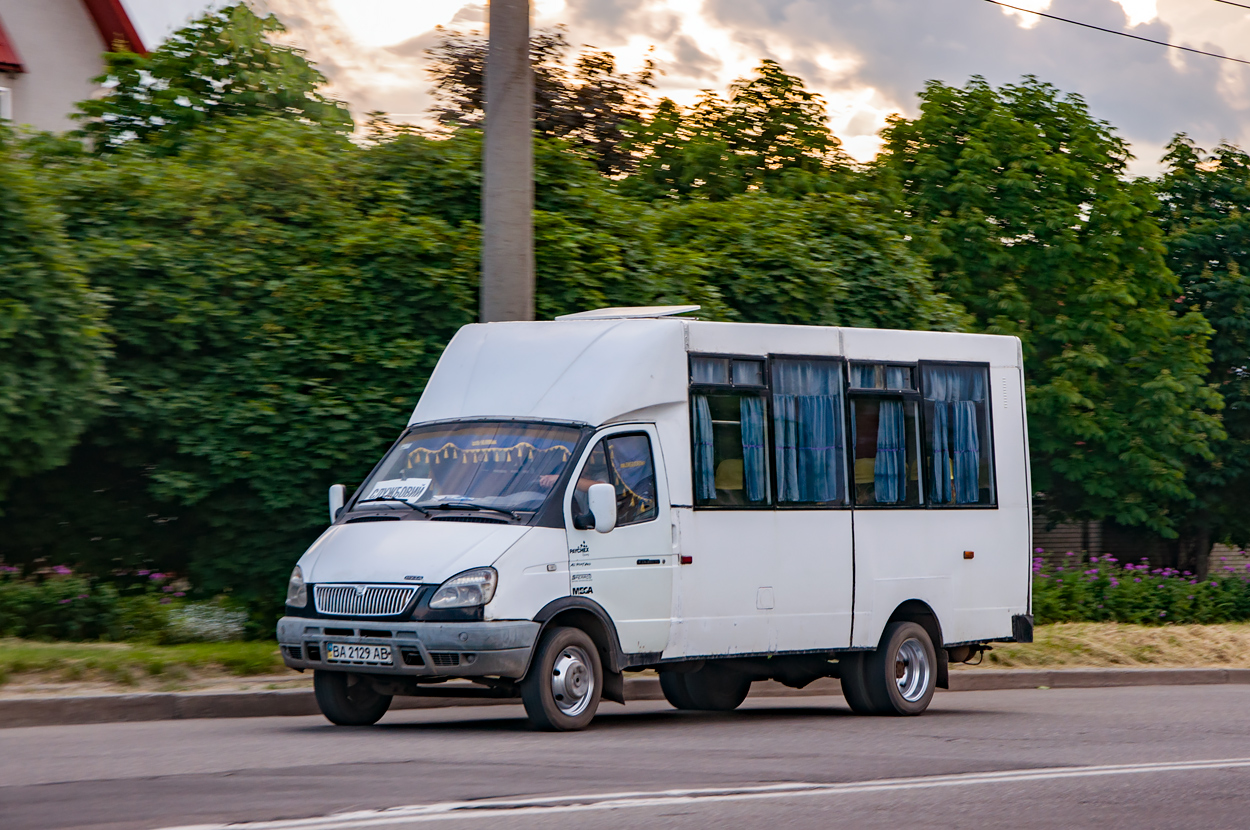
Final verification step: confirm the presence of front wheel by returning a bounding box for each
[860,621,937,716]
[313,670,392,726]
[521,626,603,731]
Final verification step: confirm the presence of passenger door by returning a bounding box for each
[564,426,673,655]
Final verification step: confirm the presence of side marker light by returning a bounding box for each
[680,555,693,565]
[964,551,975,560]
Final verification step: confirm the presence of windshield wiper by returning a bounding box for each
[428,502,517,519]
[353,498,429,515]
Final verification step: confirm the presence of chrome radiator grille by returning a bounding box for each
[314,584,417,617]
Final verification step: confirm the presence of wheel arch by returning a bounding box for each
[886,599,949,690]
[531,597,627,675]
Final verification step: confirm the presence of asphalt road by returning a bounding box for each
[4,685,1250,830]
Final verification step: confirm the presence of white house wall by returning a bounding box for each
[0,0,105,132]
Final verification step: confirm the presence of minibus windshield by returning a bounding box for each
[351,421,583,515]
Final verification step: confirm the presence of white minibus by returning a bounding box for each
[278,307,1033,730]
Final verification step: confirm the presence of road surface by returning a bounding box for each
[3,685,1250,829]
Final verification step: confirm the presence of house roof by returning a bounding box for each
[0,14,22,73]
[81,0,146,55]
[0,0,146,75]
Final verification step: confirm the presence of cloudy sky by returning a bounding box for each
[126,0,1250,172]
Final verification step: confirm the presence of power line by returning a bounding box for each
[980,0,1250,66]
[1212,0,1250,11]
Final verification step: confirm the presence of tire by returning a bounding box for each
[313,670,392,726]
[682,663,751,711]
[659,671,699,710]
[861,621,937,716]
[521,626,603,731]
[837,652,882,715]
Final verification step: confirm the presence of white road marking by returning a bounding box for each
[162,757,1250,830]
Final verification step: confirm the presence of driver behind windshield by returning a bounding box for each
[353,422,581,514]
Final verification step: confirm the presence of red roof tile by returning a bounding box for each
[0,14,23,73]
[81,0,146,55]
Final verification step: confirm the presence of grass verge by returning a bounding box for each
[0,639,285,690]
[4,623,1249,693]
[962,622,1250,669]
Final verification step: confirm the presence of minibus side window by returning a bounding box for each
[850,398,923,506]
[689,354,770,508]
[849,363,922,507]
[692,393,771,507]
[571,434,659,526]
[771,358,847,505]
[920,363,996,506]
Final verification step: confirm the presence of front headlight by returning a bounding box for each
[285,565,307,607]
[429,567,498,609]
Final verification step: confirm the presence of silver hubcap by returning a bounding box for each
[895,638,931,702]
[551,645,594,716]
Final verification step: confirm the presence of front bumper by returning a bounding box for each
[276,616,540,679]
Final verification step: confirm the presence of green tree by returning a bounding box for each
[426,26,655,175]
[1155,136,1250,562]
[623,61,850,201]
[74,3,351,155]
[878,77,1223,563]
[1,118,476,622]
[648,192,966,330]
[0,129,110,503]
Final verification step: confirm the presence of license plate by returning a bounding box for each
[325,643,393,664]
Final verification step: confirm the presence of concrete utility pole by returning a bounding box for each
[480,0,534,322]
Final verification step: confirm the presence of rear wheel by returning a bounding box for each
[521,626,602,731]
[682,663,751,711]
[861,622,937,716]
[313,670,392,726]
[659,671,699,710]
[837,652,881,715]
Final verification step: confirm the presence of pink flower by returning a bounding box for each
[52,565,72,575]
[173,591,185,597]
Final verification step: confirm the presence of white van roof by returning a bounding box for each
[409,315,1021,427]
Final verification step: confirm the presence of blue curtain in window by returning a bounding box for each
[772,360,844,503]
[693,395,716,500]
[885,366,909,390]
[924,366,987,504]
[850,365,875,389]
[951,401,981,503]
[929,402,952,503]
[740,396,768,502]
[875,400,906,503]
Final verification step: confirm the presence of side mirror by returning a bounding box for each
[587,483,617,534]
[328,484,345,523]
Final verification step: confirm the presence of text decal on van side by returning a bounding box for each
[572,585,594,595]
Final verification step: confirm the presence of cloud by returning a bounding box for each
[563,0,1250,166]
[247,0,1249,167]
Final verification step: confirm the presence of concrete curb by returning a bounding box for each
[2,669,1247,729]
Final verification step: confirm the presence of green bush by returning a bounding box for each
[0,567,246,642]
[1033,552,1250,625]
